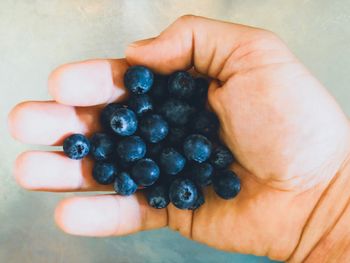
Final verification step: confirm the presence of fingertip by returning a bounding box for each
[8,102,20,140]
[54,194,168,237]
[55,197,87,236]
[54,196,121,237]
[54,197,87,235]
[54,198,69,233]
[126,38,155,50]
[125,30,192,75]
[14,150,115,192]
[8,101,35,143]
[125,38,155,62]
[54,197,91,236]
[48,59,127,106]
[14,151,31,189]
[48,65,61,101]
[48,60,111,106]
[7,101,91,145]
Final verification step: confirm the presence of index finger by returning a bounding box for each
[49,59,129,107]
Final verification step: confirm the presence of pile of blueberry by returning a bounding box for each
[63,66,241,210]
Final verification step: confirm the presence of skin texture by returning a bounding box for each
[8,16,350,262]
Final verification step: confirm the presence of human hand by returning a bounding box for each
[8,16,350,262]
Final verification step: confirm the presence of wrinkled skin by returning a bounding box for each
[8,16,350,261]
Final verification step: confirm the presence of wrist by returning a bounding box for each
[288,157,350,262]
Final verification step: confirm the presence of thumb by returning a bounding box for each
[125,15,259,80]
[127,38,155,48]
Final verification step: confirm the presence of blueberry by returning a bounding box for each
[191,111,219,138]
[158,170,177,186]
[147,142,164,159]
[210,145,234,169]
[109,108,138,136]
[159,147,186,175]
[183,134,212,163]
[92,162,117,185]
[116,158,134,170]
[100,103,125,131]
[139,114,169,143]
[114,171,137,196]
[166,126,188,145]
[168,71,195,100]
[63,134,90,160]
[169,178,198,209]
[131,158,160,186]
[90,133,115,161]
[159,99,195,126]
[190,162,213,186]
[192,77,209,108]
[189,187,205,210]
[124,66,154,94]
[117,136,146,163]
[213,170,241,199]
[150,74,168,102]
[146,183,170,209]
[128,94,153,116]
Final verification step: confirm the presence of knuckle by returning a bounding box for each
[244,29,286,53]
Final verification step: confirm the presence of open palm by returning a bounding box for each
[9,16,350,262]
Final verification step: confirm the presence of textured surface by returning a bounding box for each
[1,0,350,262]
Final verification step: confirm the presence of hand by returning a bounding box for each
[8,16,350,262]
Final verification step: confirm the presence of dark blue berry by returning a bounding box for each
[213,170,241,199]
[147,141,164,160]
[183,134,212,163]
[158,170,177,186]
[90,133,115,161]
[131,158,160,186]
[100,103,125,131]
[146,183,170,209]
[159,147,186,175]
[124,66,154,94]
[139,114,169,143]
[63,134,90,160]
[114,171,137,196]
[168,71,195,100]
[92,162,117,185]
[150,74,168,102]
[159,99,195,126]
[147,142,164,159]
[190,162,213,186]
[166,126,188,145]
[192,77,209,108]
[109,108,138,136]
[191,111,219,138]
[189,187,205,210]
[128,94,153,116]
[116,136,146,163]
[210,145,234,169]
[116,158,134,170]
[169,178,198,209]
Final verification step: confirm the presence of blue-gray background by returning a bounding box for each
[1,0,350,262]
